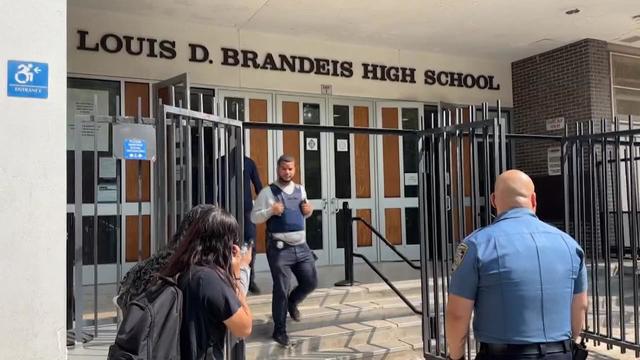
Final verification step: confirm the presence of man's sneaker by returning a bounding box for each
[288,303,301,322]
[248,281,261,295]
[272,332,290,346]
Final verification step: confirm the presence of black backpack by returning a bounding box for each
[108,275,182,360]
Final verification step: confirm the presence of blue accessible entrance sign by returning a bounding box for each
[123,138,148,160]
[7,60,48,99]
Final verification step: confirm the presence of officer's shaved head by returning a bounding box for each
[492,170,537,215]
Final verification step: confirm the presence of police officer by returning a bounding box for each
[445,170,588,360]
[251,154,318,346]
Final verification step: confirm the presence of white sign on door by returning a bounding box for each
[404,173,419,186]
[336,139,349,152]
[306,137,318,151]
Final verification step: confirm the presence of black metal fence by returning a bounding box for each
[418,104,508,358]
[67,88,640,360]
[67,90,245,360]
[563,118,640,355]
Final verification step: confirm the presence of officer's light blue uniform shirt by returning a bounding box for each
[449,207,588,344]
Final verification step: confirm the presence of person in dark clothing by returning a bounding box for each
[161,205,253,360]
[211,154,264,294]
[116,204,210,313]
[242,156,263,294]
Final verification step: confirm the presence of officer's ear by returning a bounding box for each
[490,192,496,210]
[531,192,537,213]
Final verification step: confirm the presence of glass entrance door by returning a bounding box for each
[217,90,274,272]
[375,101,423,261]
[328,99,378,264]
[276,95,330,265]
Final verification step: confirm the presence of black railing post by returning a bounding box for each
[335,202,357,286]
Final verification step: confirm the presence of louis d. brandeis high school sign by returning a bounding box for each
[76,30,501,91]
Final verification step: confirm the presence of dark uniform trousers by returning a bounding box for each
[266,237,318,335]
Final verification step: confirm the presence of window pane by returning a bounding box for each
[613,54,640,89]
[303,103,320,125]
[67,79,120,204]
[333,105,349,126]
[303,103,322,198]
[334,105,351,198]
[402,108,419,197]
[68,78,120,116]
[306,210,323,250]
[424,105,438,129]
[615,87,640,118]
[304,131,322,198]
[82,216,118,265]
[405,208,420,245]
[190,88,215,114]
[225,97,245,121]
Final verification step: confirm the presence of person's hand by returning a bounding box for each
[271,201,284,216]
[300,200,313,216]
[231,244,252,278]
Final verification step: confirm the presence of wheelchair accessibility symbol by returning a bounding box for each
[14,63,41,84]
[7,60,48,99]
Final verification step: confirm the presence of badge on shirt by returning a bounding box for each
[452,243,468,272]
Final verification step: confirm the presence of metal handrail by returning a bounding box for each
[335,202,422,316]
[352,252,422,315]
[352,217,420,270]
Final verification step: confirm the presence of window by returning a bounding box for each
[191,87,216,114]
[612,54,640,123]
[67,78,121,204]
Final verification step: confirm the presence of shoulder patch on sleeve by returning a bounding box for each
[452,243,469,272]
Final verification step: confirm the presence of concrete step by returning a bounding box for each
[251,296,423,337]
[274,336,425,360]
[247,279,424,314]
[245,315,422,360]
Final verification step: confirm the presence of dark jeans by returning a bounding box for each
[266,240,318,335]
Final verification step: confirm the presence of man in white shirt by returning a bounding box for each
[251,155,318,346]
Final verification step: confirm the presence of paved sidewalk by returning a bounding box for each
[590,342,639,359]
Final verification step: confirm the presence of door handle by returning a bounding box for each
[331,198,339,214]
[321,199,328,211]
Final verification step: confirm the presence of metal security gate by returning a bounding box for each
[563,118,640,355]
[67,74,246,360]
[419,103,507,358]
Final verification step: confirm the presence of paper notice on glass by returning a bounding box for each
[97,184,118,203]
[337,139,349,152]
[99,157,117,178]
[67,88,110,151]
[404,173,419,186]
[547,146,562,176]
[306,137,318,151]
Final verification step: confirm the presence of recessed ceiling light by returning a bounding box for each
[565,8,580,15]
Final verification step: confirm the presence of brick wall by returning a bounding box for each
[511,38,612,177]
[511,39,613,257]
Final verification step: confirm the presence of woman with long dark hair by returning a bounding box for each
[116,204,211,313]
[162,205,252,360]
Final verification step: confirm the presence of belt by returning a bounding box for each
[479,340,571,356]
